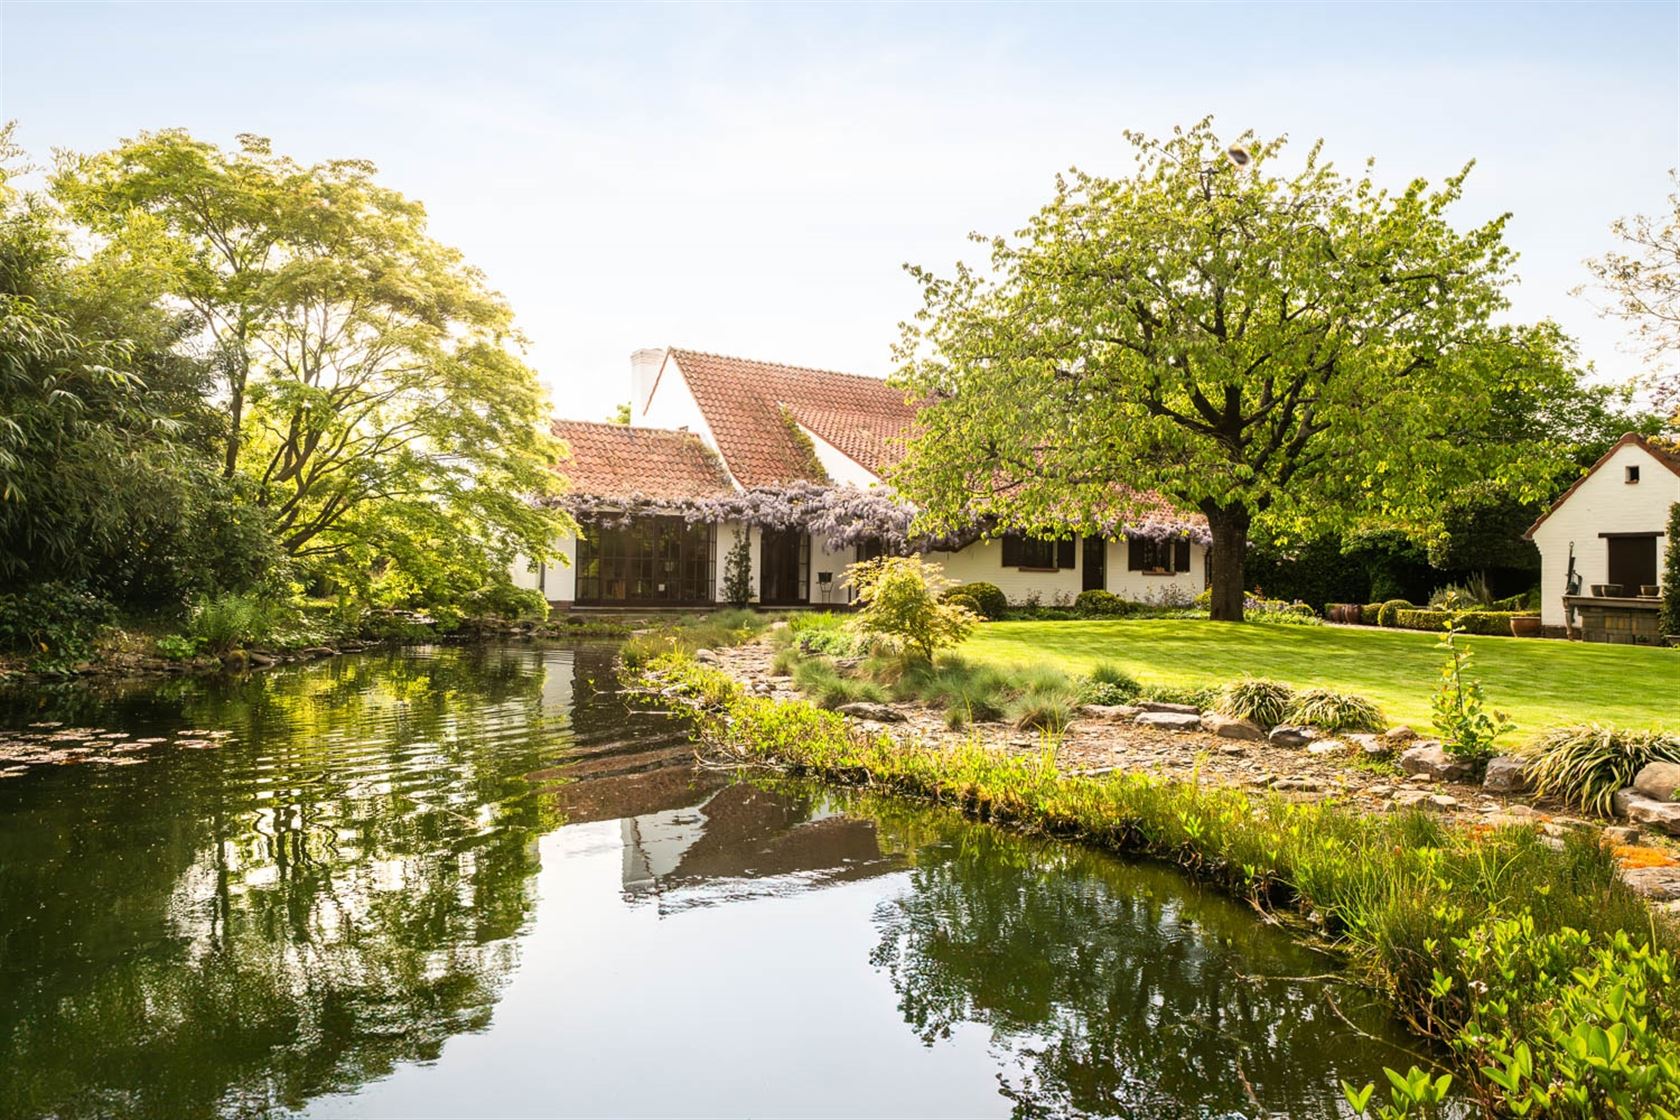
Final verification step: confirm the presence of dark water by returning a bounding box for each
[0,644,1433,1119]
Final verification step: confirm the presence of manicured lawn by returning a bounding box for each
[959,620,1679,737]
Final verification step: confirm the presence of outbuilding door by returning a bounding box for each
[1606,534,1658,592]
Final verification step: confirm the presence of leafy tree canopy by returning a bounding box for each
[52,130,571,602]
[891,119,1579,619]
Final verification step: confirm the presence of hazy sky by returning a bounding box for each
[2,1,1677,421]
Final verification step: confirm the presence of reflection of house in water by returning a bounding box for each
[534,747,903,914]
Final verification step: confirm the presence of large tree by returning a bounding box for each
[53,131,570,596]
[1583,177,1680,426]
[891,120,1575,620]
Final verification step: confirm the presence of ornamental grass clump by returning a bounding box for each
[792,656,888,710]
[1081,662,1141,705]
[1217,676,1295,728]
[1523,724,1680,817]
[1286,687,1383,733]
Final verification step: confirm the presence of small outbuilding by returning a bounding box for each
[1525,433,1680,643]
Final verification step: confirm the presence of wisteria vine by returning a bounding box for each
[550,480,1209,552]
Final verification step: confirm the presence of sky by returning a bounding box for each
[2,1,1677,422]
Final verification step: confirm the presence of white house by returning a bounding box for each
[514,347,1210,610]
[1525,433,1680,642]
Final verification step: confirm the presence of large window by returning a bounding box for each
[1001,533,1076,570]
[1127,535,1191,574]
[575,516,716,605]
[1605,534,1658,592]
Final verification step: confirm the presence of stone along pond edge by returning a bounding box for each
[627,649,1680,1118]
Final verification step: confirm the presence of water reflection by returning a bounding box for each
[0,644,1430,1120]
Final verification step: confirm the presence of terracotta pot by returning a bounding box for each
[1509,615,1542,638]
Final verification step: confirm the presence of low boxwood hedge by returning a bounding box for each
[941,581,1008,620]
[1393,608,1538,636]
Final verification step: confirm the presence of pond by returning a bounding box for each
[0,643,1435,1119]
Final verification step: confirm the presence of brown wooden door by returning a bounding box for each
[1607,535,1658,591]
[1082,536,1105,592]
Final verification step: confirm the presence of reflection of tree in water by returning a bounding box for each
[866,807,1417,1119]
[0,646,577,1120]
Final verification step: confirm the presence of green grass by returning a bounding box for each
[960,619,1677,737]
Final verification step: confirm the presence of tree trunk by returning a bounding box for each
[221,335,248,481]
[1203,503,1251,622]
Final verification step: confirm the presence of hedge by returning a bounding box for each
[1393,609,1538,636]
[941,582,1008,620]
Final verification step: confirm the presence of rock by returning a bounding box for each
[1603,825,1642,844]
[1217,744,1247,756]
[1347,733,1389,756]
[1202,714,1264,741]
[1633,761,1680,802]
[1390,790,1431,810]
[248,652,278,667]
[1268,725,1315,748]
[1273,777,1322,793]
[693,649,720,665]
[302,646,340,658]
[1307,739,1348,756]
[1612,788,1680,835]
[1385,725,1419,746]
[1134,711,1202,731]
[836,702,905,723]
[1482,755,1531,794]
[1135,700,1200,715]
[1399,744,1475,783]
[1081,704,1142,721]
[1620,865,1680,901]
[1427,794,1461,811]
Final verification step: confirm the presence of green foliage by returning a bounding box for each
[153,633,202,661]
[186,592,283,654]
[723,527,753,607]
[1218,676,1295,728]
[1072,589,1128,616]
[0,581,114,668]
[1428,575,1496,611]
[463,582,549,621]
[793,656,889,710]
[1663,502,1680,638]
[942,581,1007,620]
[1429,621,1513,763]
[1138,682,1221,710]
[1244,533,1373,612]
[892,120,1576,621]
[1004,690,1078,734]
[646,653,1673,1111]
[1523,724,1680,818]
[797,627,868,658]
[1081,661,1141,705]
[848,555,976,662]
[617,610,772,672]
[51,129,571,617]
[1396,608,1537,636]
[1377,599,1413,628]
[944,592,982,616]
[1287,687,1384,733]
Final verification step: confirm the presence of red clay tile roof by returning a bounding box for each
[662,349,917,487]
[551,420,733,501]
[1524,432,1680,538]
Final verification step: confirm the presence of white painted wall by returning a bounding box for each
[798,424,882,489]
[1531,442,1680,627]
[926,536,1206,605]
[509,532,577,602]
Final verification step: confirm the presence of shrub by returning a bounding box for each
[942,581,1008,620]
[1139,682,1220,709]
[1428,575,1495,611]
[1360,602,1384,626]
[1376,599,1412,628]
[0,581,114,668]
[797,628,865,657]
[848,556,976,661]
[1288,687,1383,732]
[464,582,550,621]
[1081,662,1141,705]
[187,592,283,654]
[945,592,982,617]
[1523,724,1680,817]
[722,526,753,607]
[154,633,203,661]
[1218,676,1295,728]
[1430,620,1513,764]
[1663,502,1680,638]
[1073,589,1129,616]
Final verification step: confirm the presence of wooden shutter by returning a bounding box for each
[1127,536,1143,571]
[1174,539,1190,572]
[1002,533,1022,567]
[1056,538,1076,570]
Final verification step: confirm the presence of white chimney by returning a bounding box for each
[629,348,666,421]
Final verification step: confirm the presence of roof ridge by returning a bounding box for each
[668,346,892,384]
[551,418,694,436]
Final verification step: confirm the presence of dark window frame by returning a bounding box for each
[1000,532,1075,571]
[574,515,717,606]
[1127,535,1191,574]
